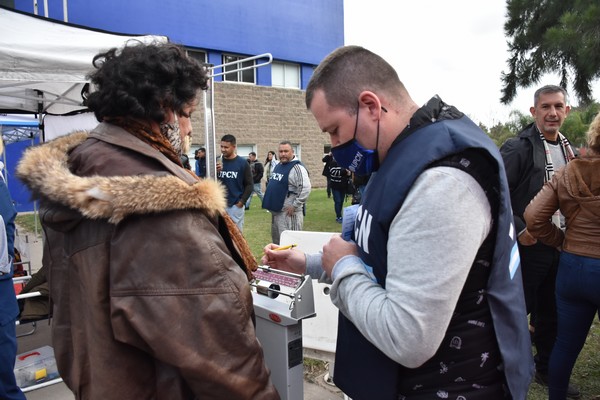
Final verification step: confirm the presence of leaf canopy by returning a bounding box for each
[502,0,600,106]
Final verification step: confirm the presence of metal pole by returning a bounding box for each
[63,0,68,22]
[203,80,217,180]
[0,126,6,184]
[30,134,39,237]
[43,0,48,17]
[203,53,272,180]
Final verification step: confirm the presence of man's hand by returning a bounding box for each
[518,229,538,246]
[285,205,295,216]
[235,201,244,208]
[261,243,307,275]
[322,235,359,278]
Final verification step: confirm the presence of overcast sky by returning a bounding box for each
[343,0,600,127]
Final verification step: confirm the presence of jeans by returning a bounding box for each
[245,183,264,209]
[0,318,26,400]
[548,251,600,399]
[519,241,559,373]
[331,188,345,219]
[226,204,245,232]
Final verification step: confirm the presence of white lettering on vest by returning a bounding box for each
[218,171,239,179]
[355,205,372,254]
[271,172,284,181]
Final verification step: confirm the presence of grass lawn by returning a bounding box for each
[243,187,349,260]
[15,188,600,398]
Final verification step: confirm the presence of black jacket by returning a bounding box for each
[249,160,264,184]
[500,123,550,234]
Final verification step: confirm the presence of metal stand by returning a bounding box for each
[251,267,315,400]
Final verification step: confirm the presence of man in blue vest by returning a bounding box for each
[0,146,25,400]
[262,46,534,399]
[262,141,311,244]
[217,134,252,231]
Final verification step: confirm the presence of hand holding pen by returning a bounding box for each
[261,243,306,275]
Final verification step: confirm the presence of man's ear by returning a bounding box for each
[529,106,536,118]
[358,91,384,120]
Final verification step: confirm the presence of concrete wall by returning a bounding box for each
[192,82,328,188]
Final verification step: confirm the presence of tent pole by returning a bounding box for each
[33,0,38,15]
[43,0,48,17]
[63,0,68,22]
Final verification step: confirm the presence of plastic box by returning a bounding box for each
[14,345,59,389]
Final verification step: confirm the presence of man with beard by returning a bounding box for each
[262,141,311,244]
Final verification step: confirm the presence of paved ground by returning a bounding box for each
[15,224,346,400]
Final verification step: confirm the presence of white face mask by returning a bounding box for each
[160,114,182,154]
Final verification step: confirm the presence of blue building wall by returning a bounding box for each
[16,0,344,88]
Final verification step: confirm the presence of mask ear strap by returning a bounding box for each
[374,105,386,153]
[375,119,380,152]
[353,101,360,140]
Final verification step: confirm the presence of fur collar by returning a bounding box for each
[16,132,226,224]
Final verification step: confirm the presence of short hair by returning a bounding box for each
[249,151,256,157]
[533,85,569,107]
[587,111,600,155]
[306,45,406,114]
[86,41,208,123]
[279,140,293,148]
[199,147,206,152]
[221,134,237,145]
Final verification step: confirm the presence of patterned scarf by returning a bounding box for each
[539,130,576,226]
[105,117,183,167]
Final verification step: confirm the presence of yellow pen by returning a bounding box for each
[273,244,297,251]
[261,244,297,258]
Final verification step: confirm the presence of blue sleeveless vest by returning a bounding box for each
[262,160,299,212]
[334,115,533,399]
[217,156,248,207]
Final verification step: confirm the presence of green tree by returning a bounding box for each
[502,0,600,106]
[562,102,600,147]
[483,109,533,147]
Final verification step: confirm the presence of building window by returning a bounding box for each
[222,54,255,84]
[236,144,254,158]
[292,144,301,160]
[186,49,207,64]
[272,62,300,89]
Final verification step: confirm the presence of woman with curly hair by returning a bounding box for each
[525,112,600,400]
[17,42,279,400]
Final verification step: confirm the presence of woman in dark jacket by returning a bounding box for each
[17,42,278,400]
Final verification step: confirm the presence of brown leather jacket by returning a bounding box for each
[524,156,600,259]
[17,123,279,400]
